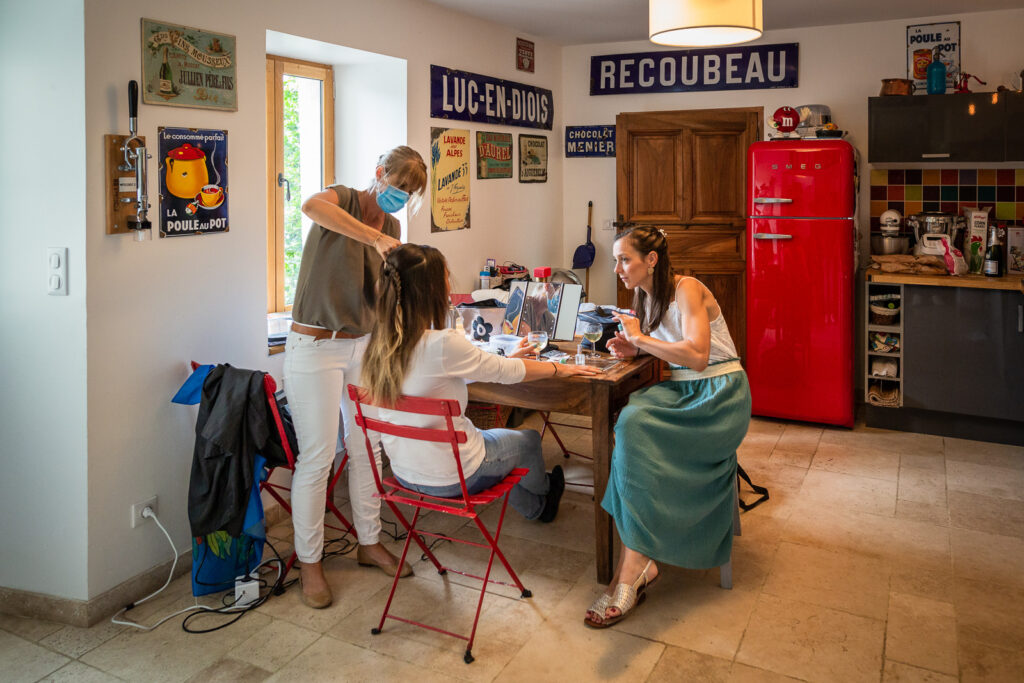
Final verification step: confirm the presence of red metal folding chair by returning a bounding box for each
[190,362,356,583]
[347,384,531,664]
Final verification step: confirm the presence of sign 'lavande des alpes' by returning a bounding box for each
[430,65,553,130]
[590,43,798,95]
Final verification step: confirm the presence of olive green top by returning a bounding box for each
[291,185,399,335]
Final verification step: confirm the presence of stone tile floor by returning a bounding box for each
[3,414,1024,682]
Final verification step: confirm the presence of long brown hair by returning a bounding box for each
[361,244,449,406]
[614,226,675,333]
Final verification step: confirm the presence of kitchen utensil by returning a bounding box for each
[906,211,964,242]
[871,233,911,255]
[879,78,916,96]
[572,201,596,300]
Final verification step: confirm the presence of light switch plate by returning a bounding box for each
[47,247,68,296]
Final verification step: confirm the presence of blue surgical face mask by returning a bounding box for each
[375,184,410,213]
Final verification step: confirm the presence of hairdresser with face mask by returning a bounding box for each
[284,146,427,609]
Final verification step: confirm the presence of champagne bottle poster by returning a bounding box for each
[141,19,237,111]
[157,127,229,238]
[430,127,471,232]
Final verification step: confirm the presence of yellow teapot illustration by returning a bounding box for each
[165,143,209,199]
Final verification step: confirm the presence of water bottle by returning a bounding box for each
[479,270,491,289]
[926,47,947,95]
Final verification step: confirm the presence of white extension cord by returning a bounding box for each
[111,506,281,631]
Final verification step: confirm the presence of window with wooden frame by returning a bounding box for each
[266,55,335,314]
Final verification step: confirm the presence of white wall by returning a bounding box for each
[82,0,563,598]
[561,8,1024,304]
[0,0,91,600]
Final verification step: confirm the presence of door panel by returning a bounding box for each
[746,218,854,426]
[616,107,761,362]
[692,132,745,222]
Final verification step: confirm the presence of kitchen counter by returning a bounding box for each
[866,271,1024,292]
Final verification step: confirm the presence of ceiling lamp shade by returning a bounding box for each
[650,0,763,47]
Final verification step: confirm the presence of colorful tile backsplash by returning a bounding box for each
[868,168,1024,231]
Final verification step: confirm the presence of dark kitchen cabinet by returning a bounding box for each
[903,285,1024,422]
[1005,92,1024,161]
[869,93,1008,163]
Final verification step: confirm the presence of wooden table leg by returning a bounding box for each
[591,382,614,584]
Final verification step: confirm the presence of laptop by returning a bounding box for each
[502,281,582,341]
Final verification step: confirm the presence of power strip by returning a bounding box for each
[234,578,260,608]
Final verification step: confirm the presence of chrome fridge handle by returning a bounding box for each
[753,197,794,204]
[754,233,793,240]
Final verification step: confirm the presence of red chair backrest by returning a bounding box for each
[189,361,296,469]
[347,384,473,501]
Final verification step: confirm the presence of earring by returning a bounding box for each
[647,266,654,275]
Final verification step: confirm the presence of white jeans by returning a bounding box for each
[282,330,382,562]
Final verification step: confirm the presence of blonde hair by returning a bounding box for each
[370,146,428,214]
[361,244,449,406]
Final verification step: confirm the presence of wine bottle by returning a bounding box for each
[983,224,1003,277]
[159,47,174,94]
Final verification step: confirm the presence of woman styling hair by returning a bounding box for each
[284,146,426,609]
[584,226,752,628]
[360,244,601,522]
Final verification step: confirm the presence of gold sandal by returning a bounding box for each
[584,559,656,629]
[583,593,612,627]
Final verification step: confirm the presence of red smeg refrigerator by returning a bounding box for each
[746,139,856,428]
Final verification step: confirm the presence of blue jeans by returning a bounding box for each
[394,428,549,520]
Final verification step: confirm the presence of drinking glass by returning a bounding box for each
[581,322,603,358]
[526,330,548,356]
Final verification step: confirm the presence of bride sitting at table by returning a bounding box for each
[584,226,751,628]
[359,243,601,523]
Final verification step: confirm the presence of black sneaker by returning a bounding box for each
[539,466,565,523]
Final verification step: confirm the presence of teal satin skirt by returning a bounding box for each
[601,370,751,569]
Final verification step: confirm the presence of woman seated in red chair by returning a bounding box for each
[360,244,600,521]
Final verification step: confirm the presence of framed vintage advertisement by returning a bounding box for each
[430,127,471,232]
[907,22,959,93]
[516,38,535,73]
[1008,227,1024,275]
[476,131,513,179]
[142,19,237,111]
[519,135,547,183]
[157,127,228,237]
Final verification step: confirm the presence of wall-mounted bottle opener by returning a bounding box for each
[104,81,152,240]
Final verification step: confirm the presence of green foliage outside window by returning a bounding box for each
[282,77,303,307]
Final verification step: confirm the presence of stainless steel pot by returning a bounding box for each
[906,211,964,242]
[871,233,911,255]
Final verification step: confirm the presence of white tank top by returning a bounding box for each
[648,295,739,365]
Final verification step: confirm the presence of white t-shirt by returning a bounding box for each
[378,329,526,487]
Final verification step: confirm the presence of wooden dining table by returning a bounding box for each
[467,353,660,584]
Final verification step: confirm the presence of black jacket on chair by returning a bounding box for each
[188,364,290,537]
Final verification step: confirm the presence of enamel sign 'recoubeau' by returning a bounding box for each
[430,65,553,130]
[590,43,798,95]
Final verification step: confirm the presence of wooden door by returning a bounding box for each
[615,108,760,360]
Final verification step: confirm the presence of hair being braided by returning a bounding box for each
[362,244,449,406]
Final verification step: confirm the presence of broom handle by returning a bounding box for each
[585,201,593,302]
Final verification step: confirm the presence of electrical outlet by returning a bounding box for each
[130,496,158,528]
